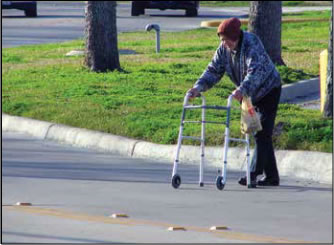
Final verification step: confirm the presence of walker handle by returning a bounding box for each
[184,92,202,106]
[227,94,234,107]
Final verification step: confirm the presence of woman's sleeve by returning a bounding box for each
[193,45,226,92]
[238,36,274,97]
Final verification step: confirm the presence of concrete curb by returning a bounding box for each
[280,77,319,103]
[45,124,141,157]
[2,113,332,184]
[1,114,140,157]
[2,114,54,139]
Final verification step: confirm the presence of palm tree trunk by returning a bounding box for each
[85,1,120,72]
[248,1,285,65]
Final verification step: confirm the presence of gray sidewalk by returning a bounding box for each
[2,77,332,184]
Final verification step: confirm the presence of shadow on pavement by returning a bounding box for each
[2,231,121,243]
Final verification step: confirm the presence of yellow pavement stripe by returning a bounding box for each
[4,206,179,227]
[4,205,315,243]
[201,18,329,28]
[180,225,313,243]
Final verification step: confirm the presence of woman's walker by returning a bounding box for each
[171,93,253,190]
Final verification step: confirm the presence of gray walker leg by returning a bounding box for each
[216,95,251,190]
[199,96,206,187]
[171,94,190,189]
[245,134,251,188]
[172,93,206,188]
[215,95,233,190]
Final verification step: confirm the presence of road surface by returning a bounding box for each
[2,131,332,243]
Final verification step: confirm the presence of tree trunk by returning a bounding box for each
[248,1,285,65]
[85,1,120,72]
[323,9,333,118]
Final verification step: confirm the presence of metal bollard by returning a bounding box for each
[145,24,160,53]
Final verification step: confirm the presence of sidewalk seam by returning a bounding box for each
[131,140,142,157]
[44,123,57,140]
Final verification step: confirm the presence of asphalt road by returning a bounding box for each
[2,131,332,243]
[2,1,330,48]
[1,1,248,48]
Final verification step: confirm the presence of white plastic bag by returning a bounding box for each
[241,96,262,134]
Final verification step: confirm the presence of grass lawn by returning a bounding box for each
[200,1,332,7]
[2,11,332,152]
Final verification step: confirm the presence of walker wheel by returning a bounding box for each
[216,176,225,190]
[172,174,181,189]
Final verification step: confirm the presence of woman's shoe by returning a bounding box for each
[257,177,279,186]
[238,173,257,188]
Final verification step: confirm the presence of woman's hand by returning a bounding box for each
[187,88,200,99]
[232,89,243,102]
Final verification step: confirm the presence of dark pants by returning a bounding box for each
[250,86,281,180]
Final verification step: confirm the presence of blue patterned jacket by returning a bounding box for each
[194,31,281,103]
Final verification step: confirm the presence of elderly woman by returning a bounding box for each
[188,17,281,187]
